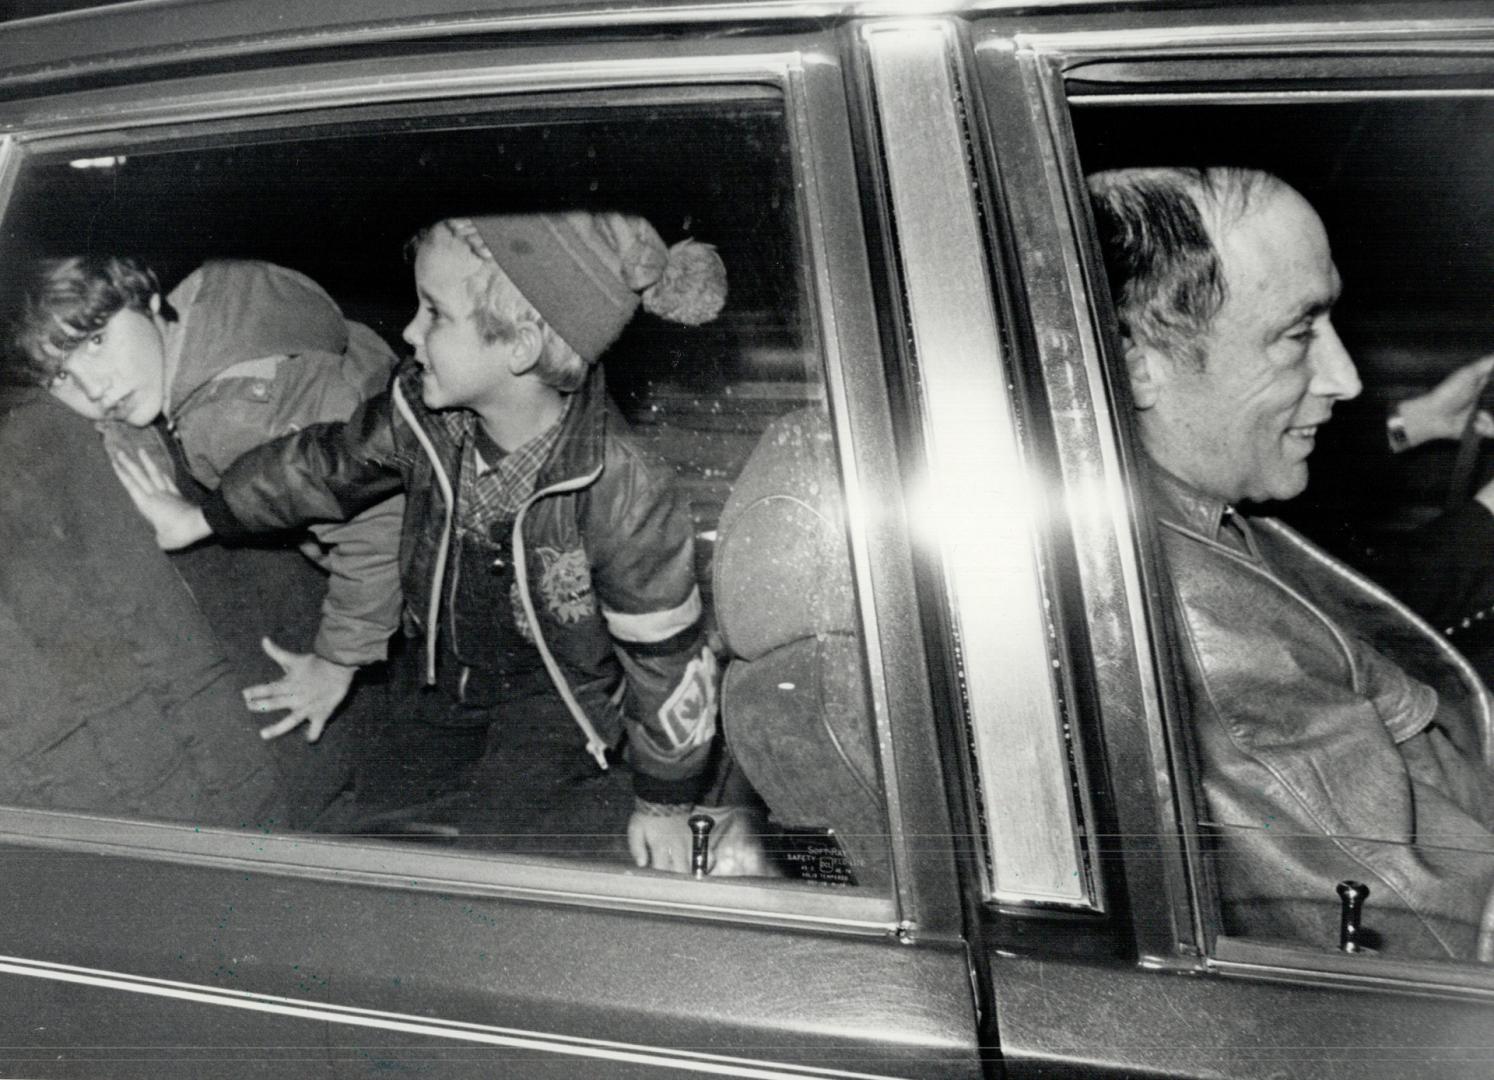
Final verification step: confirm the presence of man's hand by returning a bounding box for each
[109,448,211,549]
[627,799,772,876]
[245,637,355,742]
[1395,353,1494,449]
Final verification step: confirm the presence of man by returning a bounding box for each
[1089,166,1494,961]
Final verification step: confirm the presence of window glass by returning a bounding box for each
[0,98,891,893]
[1073,95,1494,964]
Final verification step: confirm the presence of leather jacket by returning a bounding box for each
[202,360,716,804]
[1152,466,1494,961]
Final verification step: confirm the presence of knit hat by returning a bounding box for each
[466,210,727,363]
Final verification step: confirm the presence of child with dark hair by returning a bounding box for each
[10,256,404,742]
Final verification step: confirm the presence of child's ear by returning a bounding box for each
[506,322,545,377]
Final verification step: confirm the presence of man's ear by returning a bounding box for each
[505,321,545,377]
[149,293,162,316]
[1124,337,1168,411]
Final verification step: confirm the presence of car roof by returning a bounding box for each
[0,0,1461,95]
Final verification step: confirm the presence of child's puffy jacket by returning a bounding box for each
[202,360,717,805]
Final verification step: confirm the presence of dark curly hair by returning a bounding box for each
[7,255,162,387]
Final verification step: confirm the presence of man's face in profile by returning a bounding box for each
[1138,185,1361,505]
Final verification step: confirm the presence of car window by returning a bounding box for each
[0,90,896,900]
[1071,88,1494,967]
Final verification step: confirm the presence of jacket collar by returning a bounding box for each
[1147,462,1253,550]
[535,362,609,489]
[395,358,610,489]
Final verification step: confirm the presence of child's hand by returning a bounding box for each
[628,799,695,873]
[627,799,773,876]
[245,637,355,742]
[690,804,773,877]
[109,448,210,549]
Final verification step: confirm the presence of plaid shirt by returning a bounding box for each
[454,399,571,537]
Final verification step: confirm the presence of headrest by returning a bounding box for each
[713,409,855,661]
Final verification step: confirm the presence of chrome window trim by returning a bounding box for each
[0,39,928,934]
[0,135,20,220]
[0,43,806,138]
[971,37,1199,943]
[863,19,1096,910]
[1076,89,1494,104]
[1013,17,1494,59]
[0,812,893,934]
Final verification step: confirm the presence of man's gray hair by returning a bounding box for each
[1087,166,1284,369]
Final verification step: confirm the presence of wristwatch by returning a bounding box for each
[1386,405,1411,453]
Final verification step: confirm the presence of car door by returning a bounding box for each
[0,10,984,1078]
[957,4,1494,1076]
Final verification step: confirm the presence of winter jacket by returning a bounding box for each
[153,260,403,667]
[1153,466,1494,961]
[201,361,717,804]
[0,387,282,824]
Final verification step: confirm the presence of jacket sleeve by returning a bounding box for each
[588,458,717,806]
[202,384,408,540]
[306,493,405,667]
[1169,553,1494,960]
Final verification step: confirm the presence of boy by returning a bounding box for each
[11,257,404,742]
[115,211,763,874]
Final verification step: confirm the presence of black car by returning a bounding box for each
[0,2,1491,1076]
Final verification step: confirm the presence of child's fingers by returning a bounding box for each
[259,636,298,670]
[243,684,298,712]
[109,450,149,491]
[136,448,178,494]
[259,712,308,741]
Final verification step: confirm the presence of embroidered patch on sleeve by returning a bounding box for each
[657,648,719,751]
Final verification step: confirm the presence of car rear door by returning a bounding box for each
[0,8,984,1077]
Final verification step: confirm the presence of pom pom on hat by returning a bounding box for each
[643,239,728,326]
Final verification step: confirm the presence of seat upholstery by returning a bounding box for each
[713,408,887,884]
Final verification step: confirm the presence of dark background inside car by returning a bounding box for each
[1073,97,1494,530]
[2,98,818,595]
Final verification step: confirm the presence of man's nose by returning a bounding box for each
[1310,323,1361,402]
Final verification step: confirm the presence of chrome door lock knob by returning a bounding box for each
[688,813,713,879]
[1336,880,1370,953]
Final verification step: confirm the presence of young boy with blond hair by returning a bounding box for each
[116,210,763,873]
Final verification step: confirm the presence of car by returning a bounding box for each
[0,1,1491,1076]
